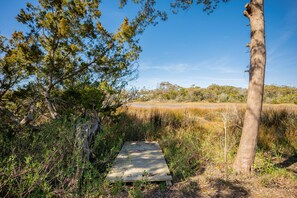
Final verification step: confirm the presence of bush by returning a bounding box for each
[0,116,124,197]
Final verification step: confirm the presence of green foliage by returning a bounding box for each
[1,0,157,120]
[264,85,297,104]
[16,0,142,117]
[254,151,296,188]
[57,83,123,117]
[0,33,32,100]
[128,180,146,198]
[136,82,297,104]
[0,116,125,197]
[162,129,202,179]
[0,1,164,195]
[111,180,124,196]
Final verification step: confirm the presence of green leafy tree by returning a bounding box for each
[157,82,181,100]
[16,0,148,119]
[0,33,32,101]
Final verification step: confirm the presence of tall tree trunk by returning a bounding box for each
[233,0,266,174]
[43,90,58,119]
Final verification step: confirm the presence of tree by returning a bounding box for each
[233,0,266,173]
[0,33,32,101]
[16,0,148,119]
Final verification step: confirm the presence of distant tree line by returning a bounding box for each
[135,82,297,104]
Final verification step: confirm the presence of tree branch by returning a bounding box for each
[51,42,115,88]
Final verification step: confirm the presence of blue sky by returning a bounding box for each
[1,0,297,89]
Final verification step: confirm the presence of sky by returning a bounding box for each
[0,0,296,89]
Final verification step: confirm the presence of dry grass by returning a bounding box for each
[129,101,297,110]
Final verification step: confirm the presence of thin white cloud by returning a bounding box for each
[129,74,247,89]
[206,57,240,74]
[185,76,247,87]
[267,29,295,60]
[266,29,297,73]
[140,63,194,73]
[139,56,240,74]
[267,2,297,66]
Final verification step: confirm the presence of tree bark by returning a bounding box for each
[43,90,58,119]
[233,0,266,174]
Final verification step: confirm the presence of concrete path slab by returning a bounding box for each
[107,141,172,184]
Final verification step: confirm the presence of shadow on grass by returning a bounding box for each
[140,178,249,198]
[209,178,249,198]
[141,180,202,198]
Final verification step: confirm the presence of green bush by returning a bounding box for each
[0,116,124,197]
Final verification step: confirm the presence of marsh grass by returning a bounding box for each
[99,105,295,197]
[114,106,297,183]
[259,108,297,155]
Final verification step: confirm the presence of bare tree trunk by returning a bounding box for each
[43,90,58,119]
[233,0,266,174]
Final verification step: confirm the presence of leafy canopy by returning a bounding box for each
[15,0,144,93]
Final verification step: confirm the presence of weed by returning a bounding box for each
[111,180,124,195]
[159,182,167,191]
[127,180,148,198]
